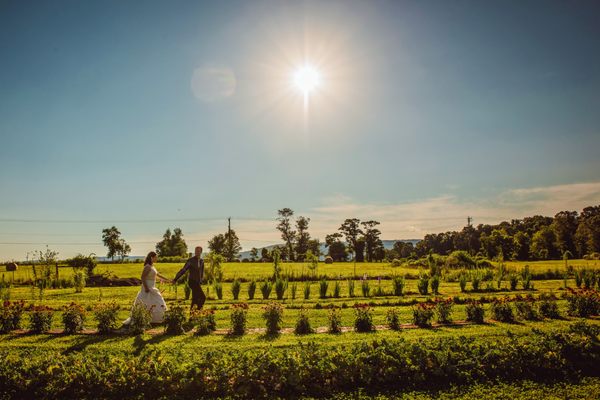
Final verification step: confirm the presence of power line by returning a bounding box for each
[0,216,274,224]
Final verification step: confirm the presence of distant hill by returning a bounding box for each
[96,255,145,262]
[239,239,420,260]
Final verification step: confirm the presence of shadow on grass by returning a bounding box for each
[257,332,281,341]
[132,332,172,355]
[63,334,120,355]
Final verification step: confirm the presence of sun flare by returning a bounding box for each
[293,64,321,95]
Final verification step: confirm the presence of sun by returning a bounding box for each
[293,64,321,95]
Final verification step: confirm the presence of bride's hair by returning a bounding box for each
[144,251,157,266]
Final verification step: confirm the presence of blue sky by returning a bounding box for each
[1,1,599,260]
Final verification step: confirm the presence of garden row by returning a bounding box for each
[1,288,598,336]
[0,321,599,399]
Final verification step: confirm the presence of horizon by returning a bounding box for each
[1,1,600,261]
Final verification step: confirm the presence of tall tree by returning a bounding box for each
[261,247,271,262]
[117,239,131,261]
[208,233,227,255]
[551,211,578,256]
[250,247,259,261]
[223,229,242,262]
[361,220,382,262]
[170,228,188,257]
[307,238,321,257]
[102,226,125,261]
[325,233,347,262]
[277,208,296,261]
[530,226,558,259]
[575,206,600,256]
[156,228,188,257]
[355,237,366,262]
[295,216,311,261]
[339,218,363,261]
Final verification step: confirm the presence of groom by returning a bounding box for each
[174,246,206,310]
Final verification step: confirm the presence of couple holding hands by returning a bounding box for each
[124,246,206,325]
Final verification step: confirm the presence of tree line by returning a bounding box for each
[404,205,600,261]
[100,204,600,263]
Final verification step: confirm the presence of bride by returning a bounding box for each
[123,251,172,325]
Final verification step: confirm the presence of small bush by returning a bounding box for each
[73,269,86,293]
[290,282,297,300]
[303,282,311,300]
[417,274,429,295]
[574,270,584,288]
[412,302,435,328]
[213,281,223,300]
[129,303,152,335]
[391,259,401,267]
[62,302,86,334]
[329,281,339,298]
[328,306,342,334]
[522,274,533,290]
[260,281,272,300]
[515,300,539,321]
[274,278,288,300]
[0,300,25,333]
[459,274,468,293]
[231,279,241,300]
[509,274,519,291]
[94,301,120,334]
[538,297,561,319]
[229,303,248,336]
[430,275,440,295]
[466,301,485,324]
[247,280,257,300]
[490,298,515,323]
[164,303,187,335]
[435,298,453,324]
[354,304,375,332]
[361,279,370,297]
[583,270,598,289]
[262,302,284,335]
[392,275,405,296]
[386,308,401,330]
[294,308,314,335]
[319,279,329,299]
[566,288,600,318]
[192,308,217,336]
[28,305,54,333]
[348,280,355,297]
[471,274,481,291]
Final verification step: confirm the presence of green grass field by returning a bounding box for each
[1,259,600,399]
[2,259,599,283]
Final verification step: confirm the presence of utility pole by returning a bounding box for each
[227,217,232,262]
[467,216,473,227]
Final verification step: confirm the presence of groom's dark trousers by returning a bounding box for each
[190,281,206,310]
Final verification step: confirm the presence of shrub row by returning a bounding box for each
[0,323,599,399]
[5,290,594,336]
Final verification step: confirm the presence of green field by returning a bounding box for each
[2,259,599,283]
[1,260,600,399]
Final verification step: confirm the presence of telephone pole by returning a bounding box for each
[467,216,473,227]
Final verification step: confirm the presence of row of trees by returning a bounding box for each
[406,205,600,261]
[101,226,190,261]
[100,204,600,263]
[273,208,386,262]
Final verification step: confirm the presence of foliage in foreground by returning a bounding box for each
[1,322,598,399]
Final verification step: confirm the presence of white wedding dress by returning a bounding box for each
[123,264,167,324]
